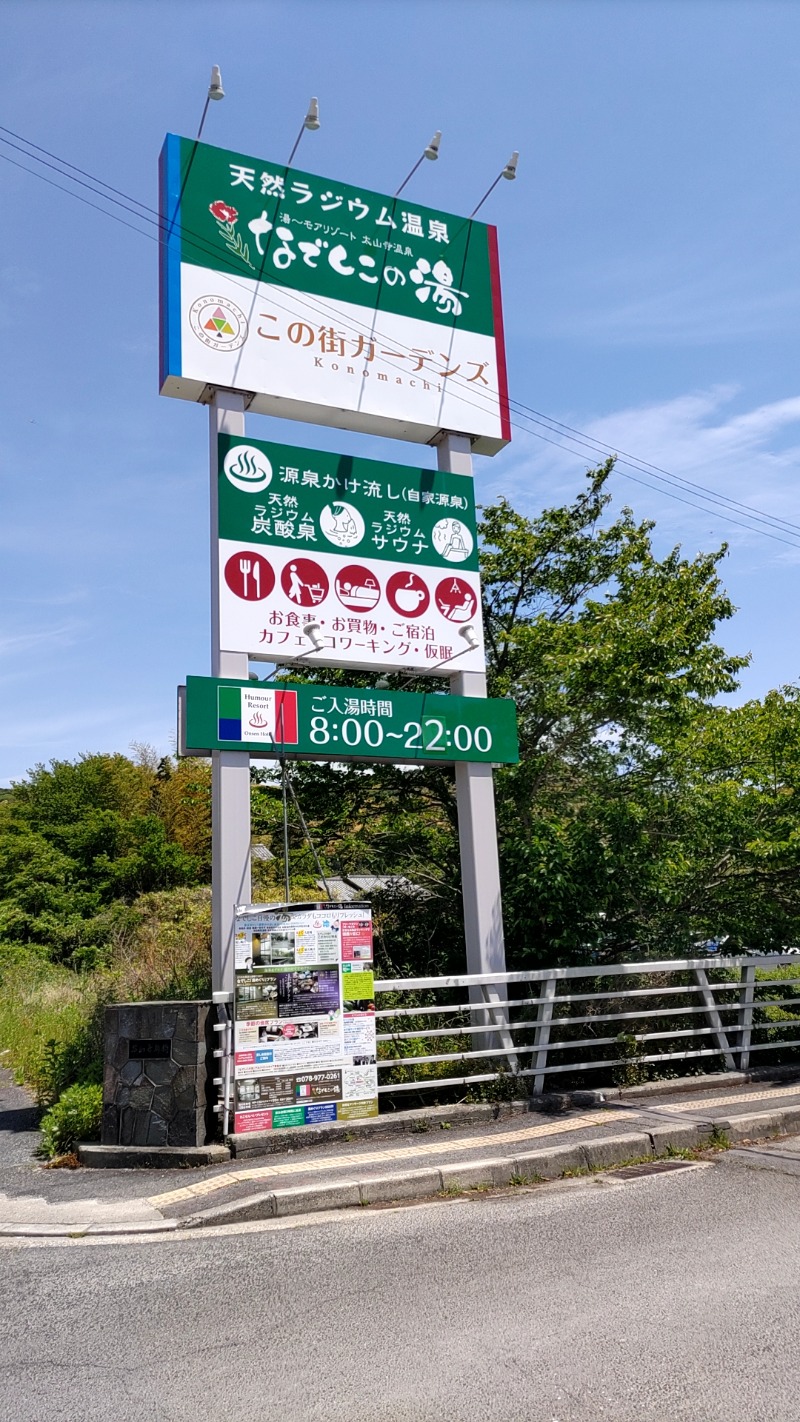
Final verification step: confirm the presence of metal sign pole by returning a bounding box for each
[209,390,252,997]
[436,432,508,980]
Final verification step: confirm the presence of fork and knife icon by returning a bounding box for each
[239,557,261,598]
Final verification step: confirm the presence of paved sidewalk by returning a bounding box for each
[0,1067,177,1237]
[2,1066,799,1236]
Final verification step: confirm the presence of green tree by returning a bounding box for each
[478,462,747,963]
[0,752,202,965]
[258,461,752,969]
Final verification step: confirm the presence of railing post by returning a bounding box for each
[481,983,518,1074]
[737,963,756,1072]
[694,967,736,1071]
[531,975,557,1095]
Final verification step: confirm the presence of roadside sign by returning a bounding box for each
[216,433,485,674]
[233,902,378,1135]
[159,134,510,453]
[181,676,519,765]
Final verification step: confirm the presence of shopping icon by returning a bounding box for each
[280,558,329,608]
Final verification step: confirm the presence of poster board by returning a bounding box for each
[233,901,378,1134]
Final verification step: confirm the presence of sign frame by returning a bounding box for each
[159,134,510,453]
[179,675,520,766]
[214,432,486,676]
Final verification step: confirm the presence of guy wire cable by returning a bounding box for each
[3,127,800,547]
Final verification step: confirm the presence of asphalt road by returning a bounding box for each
[1,1152,798,1422]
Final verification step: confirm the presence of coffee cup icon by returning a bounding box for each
[395,585,426,612]
[386,572,431,618]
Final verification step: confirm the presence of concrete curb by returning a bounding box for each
[225,1099,529,1159]
[78,1143,231,1169]
[0,1219,180,1239]
[179,1109,800,1231]
[8,1106,798,1237]
[531,1065,800,1112]
[75,1070,800,1168]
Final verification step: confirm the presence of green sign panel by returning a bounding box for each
[159,135,510,452]
[163,134,497,335]
[218,434,479,572]
[183,676,519,766]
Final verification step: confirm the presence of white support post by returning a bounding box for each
[737,963,756,1072]
[531,974,557,1095]
[694,966,736,1072]
[209,391,251,997]
[436,432,508,991]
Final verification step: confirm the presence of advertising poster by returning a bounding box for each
[159,135,509,453]
[233,902,379,1133]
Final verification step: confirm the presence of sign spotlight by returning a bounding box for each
[395,131,443,198]
[287,97,321,166]
[469,150,520,219]
[197,65,224,141]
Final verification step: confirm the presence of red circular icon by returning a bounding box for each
[224,551,275,601]
[334,564,381,612]
[280,557,329,608]
[435,576,478,624]
[386,570,430,618]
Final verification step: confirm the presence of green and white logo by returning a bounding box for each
[223,444,273,494]
[431,517,474,563]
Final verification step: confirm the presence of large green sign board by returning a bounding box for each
[216,433,485,676]
[182,676,519,766]
[159,135,510,452]
[218,434,479,571]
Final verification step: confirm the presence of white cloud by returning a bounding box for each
[0,624,83,659]
[478,386,800,566]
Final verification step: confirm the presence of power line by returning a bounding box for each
[4,126,800,550]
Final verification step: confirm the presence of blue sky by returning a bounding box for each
[3,0,800,784]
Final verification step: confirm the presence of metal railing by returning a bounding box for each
[373,957,800,1096]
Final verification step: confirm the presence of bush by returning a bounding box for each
[102,887,211,1001]
[39,1082,103,1158]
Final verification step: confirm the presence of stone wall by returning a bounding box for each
[102,1000,214,1148]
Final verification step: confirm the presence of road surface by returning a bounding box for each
[1,1148,798,1421]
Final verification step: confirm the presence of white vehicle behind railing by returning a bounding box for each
[373,955,800,1097]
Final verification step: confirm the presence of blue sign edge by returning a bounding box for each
[159,133,183,391]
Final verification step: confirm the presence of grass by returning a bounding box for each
[0,959,102,1107]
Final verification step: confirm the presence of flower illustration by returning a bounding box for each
[209,200,238,224]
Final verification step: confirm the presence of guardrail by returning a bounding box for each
[373,957,800,1096]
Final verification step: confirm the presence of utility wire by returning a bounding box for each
[4,126,800,549]
[3,121,789,539]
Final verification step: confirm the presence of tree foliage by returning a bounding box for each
[6,463,800,978]
[0,752,203,966]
